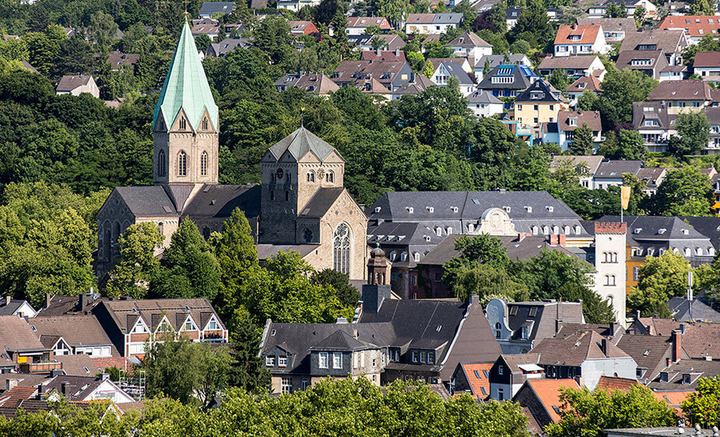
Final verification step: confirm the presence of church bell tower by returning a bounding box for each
[152,21,219,209]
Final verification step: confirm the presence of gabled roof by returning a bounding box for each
[693,51,720,68]
[647,358,720,391]
[522,379,580,423]
[208,38,252,56]
[538,55,601,70]
[635,167,668,186]
[667,298,720,323]
[616,334,672,380]
[298,187,346,218]
[595,376,640,391]
[361,50,406,62]
[620,29,687,55]
[199,2,235,15]
[98,298,225,334]
[577,17,636,33]
[265,127,342,163]
[514,79,567,104]
[533,329,630,366]
[0,300,33,316]
[445,31,492,48]
[183,184,261,219]
[0,316,46,354]
[107,50,139,70]
[466,90,502,104]
[29,316,117,351]
[56,355,99,376]
[679,216,720,251]
[550,155,605,174]
[0,386,37,408]
[114,186,178,217]
[392,75,436,95]
[347,16,391,29]
[406,13,463,24]
[435,61,474,85]
[456,362,493,399]
[565,75,603,93]
[594,160,643,179]
[478,64,538,90]
[632,102,675,130]
[57,75,93,92]
[657,15,720,38]
[557,111,602,131]
[475,54,529,69]
[153,21,218,132]
[646,80,711,101]
[274,72,340,94]
[555,24,602,45]
[616,49,666,71]
[310,330,375,351]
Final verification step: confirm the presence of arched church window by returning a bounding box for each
[270,190,275,201]
[303,229,313,243]
[201,151,208,176]
[285,191,289,201]
[202,118,208,130]
[113,222,121,244]
[104,229,111,260]
[179,117,187,130]
[326,171,334,183]
[333,223,351,274]
[157,150,166,177]
[307,171,315,182]
[178,151,187,176]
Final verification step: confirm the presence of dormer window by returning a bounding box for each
[569,117,578,126]
[266,356,275,367]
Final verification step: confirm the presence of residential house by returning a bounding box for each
[554,24,610,57]
[55,354,100,377]
[680,216,720,253]
[478,64,539,108]
[44,375,135,403]
[37,293,103,317]
[485,298,585,354]
[348,34,405,51]
[616,334,680,383]
[0,316,55,373]
[488,353,545,400]
[277,0,320,11]
[564,74,603,107]
[346,17,391,35]
[331,60,414,91]
[206,38,252,57]
[513,379,580,433]
[404,13,464,34]
[660,64,688,81]
[505,8,522,29]
[646,357,720,392]
[466,90,504,118]
[198,2,234,18]
[274,72,339,95]
[549,155,605,189]
[450,362,493,399]
[615,50,668,80]
[417,235,586,299]
[586,0,656,18]
[532,329,637,390]
[427,61,475,96]
[597,215,716,293]
[56,75,99,99]
[693,51,720,77]
[260,288,502,393]
[425,57,472,74]
[361,49,406,62]
[632,101,676,153]
[635,167,668,195]
[91,298,228,357]
[630,319,720,359]
[537,55,605,79]
[0,297,37,318]
[646,80,712,113]
[391,74,435,100]
[577,17,636,43]
[107,50,139,72]
[444,31,493,60]
[544,110,602,151]
[513,79,569,129]
[657,15,720,45]
[288,21,319,36]
[705,106,720,154]
[592,160,643,189]
[366,190,593,297]
[620,29,688,67]
[191,18,220,39]
[29,315,118,358]
[667,297,720,323]
[474,54,532,82]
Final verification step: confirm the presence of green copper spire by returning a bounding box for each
[153,21,218,132]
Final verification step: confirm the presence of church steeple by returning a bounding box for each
[153,21,219,189]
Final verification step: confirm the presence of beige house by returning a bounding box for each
[56,75,99,98]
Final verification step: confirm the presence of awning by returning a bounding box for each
[518,363,544,372]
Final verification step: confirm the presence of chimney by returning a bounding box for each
[395,48,400,56]
[549,234,558,245]
[680,323,685,335]
[4,295,9,306]
[376,48,381,56]
[80,293,89,311]
[601,338,609,356]
[101,373,109,381]
[37,383,44,400]
[46,293,51,309]
[6,379,17,392]
[558,234,566,246]
[672,329,682,363]
[61,382,69,396]
[609,322,615,336]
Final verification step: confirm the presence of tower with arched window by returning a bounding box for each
[152,21,219,193]
[594,222,627,325]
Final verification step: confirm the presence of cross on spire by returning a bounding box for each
[183,0,190,21]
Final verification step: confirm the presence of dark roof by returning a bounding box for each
[533,329,629,366]
[557,111,602,132]
[647,80,711,101]
[668,298,720,323]
[679,216,720,250]
[478,64,538,90]
[97,297,225,333]
[694,51,720,68]
[445,31,492,48]
[298,187,345,218]
[183,184,260,219]
[436,62,474,85]
[56,355,100,376]
[265,127,341,163]
[56,75,93,92]
[274,72,340,94]
[207,38,252,57]
[475,54,528,69]
[199,2,235,15]
[616,334,672,381]
[514,79,566,104]
[107,50,139,70]
[37,294,103,317]
[29,316,118,351]
[615,49,666,72]
[647,358,720,391]
[466,90,502,104]
[309,330,373,351]
[632,102,675,130]
[114,186,177,217]
[256,244,318,261]
[0,316,46,354]
[594,160,643,179]
[0,300,30,316]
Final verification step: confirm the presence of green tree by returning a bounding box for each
[669,111,710,157]
[252,16,292,65]
[548,68,570,91]
[228,310,271,394]
[104,221,164,299]
[451,262,530,303]
[628,251,691,317]
[633,6,646,26]
[577,89,599,112]
[513,249,595,300]
[312,269,361,307]
[406,51,425,72]
[597,68,657,128]
[615,129,647,160]
[117,0,153,31]
[423,59,435,78]
[691,0,715,15]
[569,122,594,155]
[683,376,720,427]
[88,11,119,55]
[144,338,234,407]
[364,24,383,35]
[547,385,677,437]
[194,33,212,54]
[509,8,554,48]
[654,166,714,216]
[376,0,410,28]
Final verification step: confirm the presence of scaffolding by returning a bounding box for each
[118,369,146,401]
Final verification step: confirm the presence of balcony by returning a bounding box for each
[19,361,61,373]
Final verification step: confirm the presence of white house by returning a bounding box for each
[405,13,463,34]
[56,75,100,99]
[466,90,504,117]
[554,24,610,57]
[428,61,476,96]
[445,31,493,60]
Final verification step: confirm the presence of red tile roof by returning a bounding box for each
[595,376,640,391]
[652,390,693,412]
[555,24,602,45]
[0,386,36,408]
[657,15,720,38]
[526,379,580,422]
[693,51,720,68]
[459,362,493,399]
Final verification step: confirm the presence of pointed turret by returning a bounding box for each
[153,21,219,192]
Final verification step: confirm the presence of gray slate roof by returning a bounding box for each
[298,187,345,218]
[594,160,643,179]
[514,79,566,104]
[0,300,30,316]
[466,90,502,104]
[478,64,538,90]
[199,2,235,15]
[115,186,177,217]
[668,298,720,323]
[265,127,342,163]
[183,184,260,219]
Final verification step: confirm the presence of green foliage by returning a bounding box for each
[669,111,711,157]
[654,166,714,216]
[509,8,554,48]
[595,68,657,128]
[312,268,361,307]
[569,122,594,155]
[683,376,720,427]
[423,59,434,78]
[144,337,234,407]
[682,34,720,67]
[547,385,677,437]
[105,221,164,299]
[194,34,212,54]
[691,0,715,16]
[548,68,570,91]
[628,251,692,317]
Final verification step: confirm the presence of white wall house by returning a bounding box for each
[554,24,610,57]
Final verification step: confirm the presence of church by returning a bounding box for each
[95,22,368,281]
